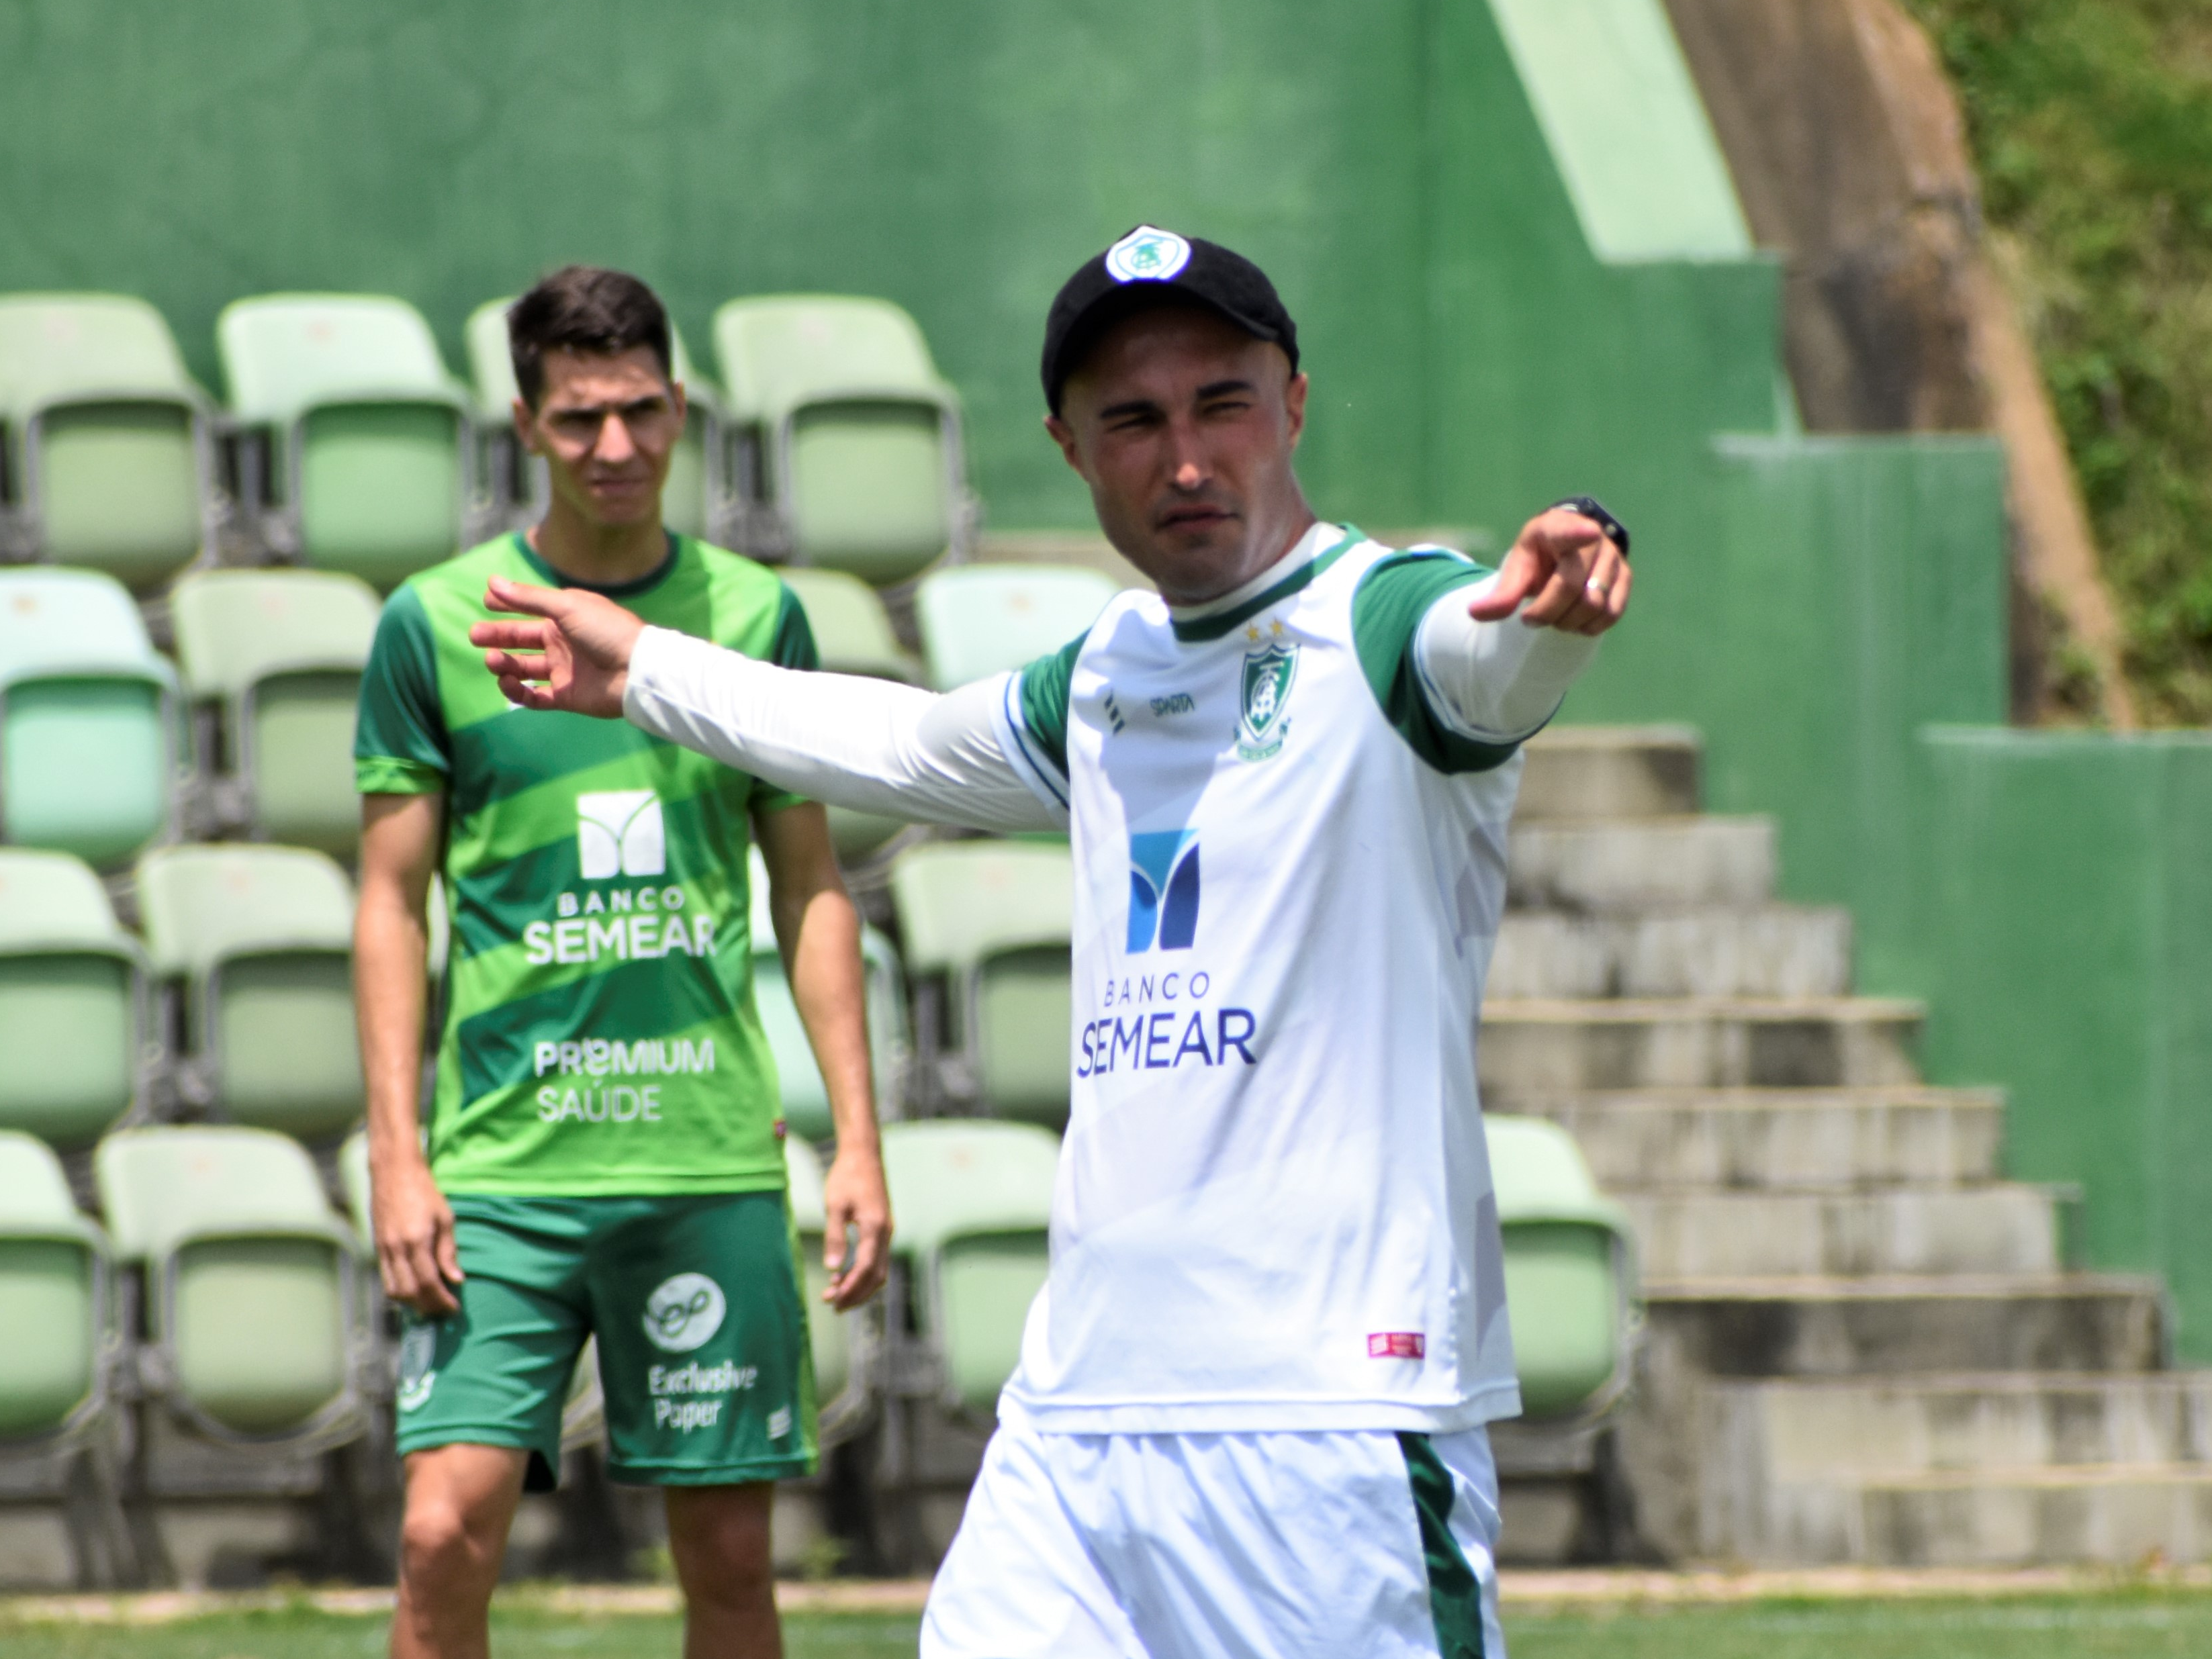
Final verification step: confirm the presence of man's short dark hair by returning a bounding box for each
[508,266,673,408]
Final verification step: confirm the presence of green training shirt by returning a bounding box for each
[355,532,816,1197]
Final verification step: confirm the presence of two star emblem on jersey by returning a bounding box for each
[1236,634,1299,762]
[578,789,666,880]
[1105,224,1193,283]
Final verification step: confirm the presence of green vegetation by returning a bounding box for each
[1906,0,2212,722]
[7,1589,2212,1658]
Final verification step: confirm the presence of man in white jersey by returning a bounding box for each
[467,225,1630,1658]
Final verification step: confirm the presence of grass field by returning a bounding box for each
[7,1589,2212,1658]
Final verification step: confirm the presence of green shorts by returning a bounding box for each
[394,1192,817,1490]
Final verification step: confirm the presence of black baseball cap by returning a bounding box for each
[1041,225,1299,414]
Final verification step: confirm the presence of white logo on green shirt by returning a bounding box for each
[578,789,665,878]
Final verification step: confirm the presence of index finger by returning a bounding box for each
[482,574,567,619]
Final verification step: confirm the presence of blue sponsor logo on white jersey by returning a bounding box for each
[1128,829,1201,952]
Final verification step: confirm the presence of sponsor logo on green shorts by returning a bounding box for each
[643,1272,727,1354]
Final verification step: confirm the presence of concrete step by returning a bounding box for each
[1621,1186,2063,1280]
[1489,906,1851,999]
[1643,1274,2168,1377]
[1509,1088,2004,1190]
[1846,1464,2212,1565]
[1720,1372,2212,1479]
[1516,724,1702,820]
[1478,998,1923,1093]
[1506,818,1775,912]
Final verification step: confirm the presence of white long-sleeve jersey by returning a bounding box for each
[626,522,1598,1431]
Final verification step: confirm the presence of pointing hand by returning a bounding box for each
[1467,508,1630,636]
[469,575,647,718]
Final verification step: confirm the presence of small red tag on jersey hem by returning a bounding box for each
[1369,1331,1424,1359]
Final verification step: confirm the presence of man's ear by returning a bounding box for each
[512,396,542,457]
[1283,371,1309,450]
[1044,412,1086,475]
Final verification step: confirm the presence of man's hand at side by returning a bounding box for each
[470,575,647,718]
[1467,508,1630,636]
[821,1143,893,1312]
[372,1144,465,1319]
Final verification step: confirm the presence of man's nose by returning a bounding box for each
[1167,420,1210,491]
[595,413,638,463]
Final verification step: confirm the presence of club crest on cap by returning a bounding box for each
[1105,225,1193,284]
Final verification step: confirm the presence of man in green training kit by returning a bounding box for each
[353,265,891,1659]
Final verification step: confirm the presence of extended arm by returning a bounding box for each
[355,790,462,1318]
[467,575,1064,832]
[625,628,1062,832]
[1420,505,1627,739]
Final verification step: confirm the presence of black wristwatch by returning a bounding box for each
[1549,495,1630,560]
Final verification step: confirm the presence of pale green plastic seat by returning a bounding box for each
[0,849,148,1151]
[0,294,214,592]
[0,1130,114,1441]
[745,848,909,1143]
[914,564,1121,690]
[1485,1114,1639,1422]
[891,841,1072,1129]
[714,295,973,585]
[464,297,725,540]
[880,1119,1058,1419]
[0,567,180,867]
[218,295,473,589]
[95,1125,361,1443]
[136,845,361,1143]
[783,1135,870,1439]
[336,1127,372,1255]
[775,566,920,857]
[170,569,380,858]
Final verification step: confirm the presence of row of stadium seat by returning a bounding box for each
[0,289,978,595]
[0,835,1075,1153]
[0,1106,1637,1517]
[0,558,1121,871]
[0,1116,1060,1481]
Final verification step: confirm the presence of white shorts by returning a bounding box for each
[921,1420,1504,1659]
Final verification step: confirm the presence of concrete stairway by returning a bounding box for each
[1488,727,2212,1566]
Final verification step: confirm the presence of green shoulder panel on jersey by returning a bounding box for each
[1013,632,1088,784]
[352,533,821,1199]
[1353,549,1522,776]
[355,581,450,793]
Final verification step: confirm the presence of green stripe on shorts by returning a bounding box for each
[1399,1431,1485,1659]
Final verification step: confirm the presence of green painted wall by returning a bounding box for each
[1917,732,2212,1363]
[0,0,1784,550]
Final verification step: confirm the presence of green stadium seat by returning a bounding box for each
[463,297,727,542]
[169,569,380,859]
[777,566,922,860]
[745,849,909,1144]
[217,294,474,589]
[95,1125,363,1444]
[0,293,216,592]
[0,567,181,867]
[0,1131,116,1443]
[336,1127,373,1256]
[136,845,361,1143]
[1485,1114,1640,1422]
[713,295,974,585]
[879,1119,1057,1419]
[913,563,1121,690]
[0,850,148,1151]
[890,841,1072,1129]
